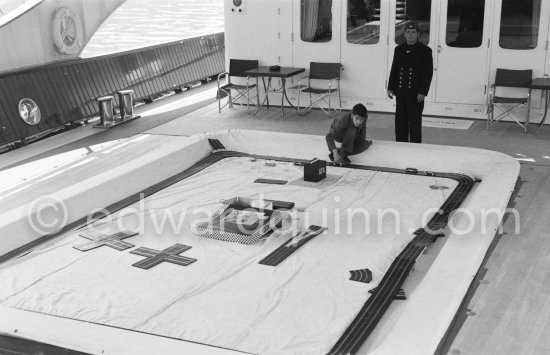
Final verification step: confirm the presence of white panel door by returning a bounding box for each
[489,0,550,110]
[292,0,341,70]
[433,0,492,105]
[489,0,549,113]
[546,16,550,77]
[340,0,389,101]
[489,0,548,77]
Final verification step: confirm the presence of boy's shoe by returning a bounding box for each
[338,148,351,165]
[329,150,350,165]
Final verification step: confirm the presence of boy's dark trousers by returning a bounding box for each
[339,127,370,157]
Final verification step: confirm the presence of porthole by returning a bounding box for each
[18,98,42,126]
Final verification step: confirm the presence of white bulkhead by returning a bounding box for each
[225,0,550,120]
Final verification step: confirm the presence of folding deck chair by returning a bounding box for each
[296,62,343,117]
[487,68,532,132]
[217,59,259,114]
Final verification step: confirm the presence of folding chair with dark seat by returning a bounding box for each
[487,68,532,132]
[217,59,259,114]
[296,62,343,117]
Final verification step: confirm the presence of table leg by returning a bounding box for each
[256,77,260,108]
[281,78,285,117]
[266,77,271,109]
[282,78,297,109]
[280,77,300,118]
[527,88,531,131]
[254,76,260,113]
[535,89,549,134]
[253,76,270,115]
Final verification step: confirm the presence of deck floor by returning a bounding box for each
[442,164,550,355]
[1,84,550,354]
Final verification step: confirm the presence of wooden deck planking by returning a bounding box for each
[445,164,550,354]
[0,333,88,355]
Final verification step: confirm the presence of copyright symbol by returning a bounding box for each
[27,195,69,235]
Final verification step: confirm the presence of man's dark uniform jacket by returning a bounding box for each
[388,41,433,98]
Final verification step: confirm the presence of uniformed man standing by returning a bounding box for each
[387,21,433,143]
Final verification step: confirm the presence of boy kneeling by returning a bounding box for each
[325,103,371,166]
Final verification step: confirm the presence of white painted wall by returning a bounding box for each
[225,0,550,119]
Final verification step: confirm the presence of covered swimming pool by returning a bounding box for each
[0,131,519,354]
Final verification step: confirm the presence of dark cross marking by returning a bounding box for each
[130,243,197,270]
[73,230,138,252]
[349,269,372,284]
[259,225,326,266]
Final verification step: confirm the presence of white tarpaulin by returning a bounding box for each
[0,156,456,354]
[0,130,520,354]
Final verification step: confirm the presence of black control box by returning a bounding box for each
[304,158,326,182]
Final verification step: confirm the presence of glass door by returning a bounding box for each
[546,16,550,77]
[433,0,491,105]
[292,0,341,71]
[340,0,388,101]
[489,0,548,107]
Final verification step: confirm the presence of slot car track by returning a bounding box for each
[1,139,479,354]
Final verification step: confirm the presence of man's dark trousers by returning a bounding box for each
[340,127,370,156]
[395,97,424,143]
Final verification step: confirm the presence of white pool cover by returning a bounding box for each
[0,131,519,355]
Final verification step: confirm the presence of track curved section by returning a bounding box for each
[328,171,477,355]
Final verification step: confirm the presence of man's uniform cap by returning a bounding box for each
[405,21,420,31]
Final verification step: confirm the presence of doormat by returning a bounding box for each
[423,117,474,130]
